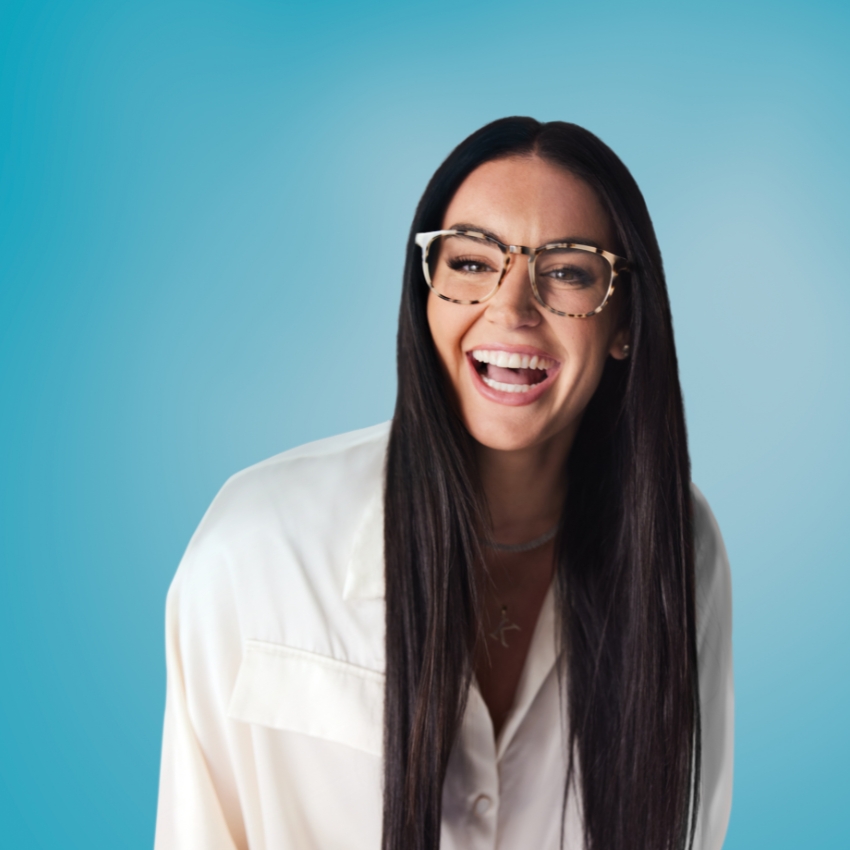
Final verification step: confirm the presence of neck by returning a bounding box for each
[476,424,576,545]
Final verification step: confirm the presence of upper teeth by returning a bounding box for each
[471,350,554,370]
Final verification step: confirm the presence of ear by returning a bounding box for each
[608,325,631,361]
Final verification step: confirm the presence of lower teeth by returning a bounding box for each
[482,376,538,393]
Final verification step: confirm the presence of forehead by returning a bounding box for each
[441,155,615,249]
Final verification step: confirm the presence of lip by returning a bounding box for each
[466,344,561,407]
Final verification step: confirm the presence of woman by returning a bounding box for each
[155,118,733,850]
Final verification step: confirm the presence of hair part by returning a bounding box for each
[383,117,700,850]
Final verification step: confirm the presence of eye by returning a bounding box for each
[448,256,498,274]
[543,265,593,287]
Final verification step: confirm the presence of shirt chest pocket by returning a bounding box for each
[227,639,385,757]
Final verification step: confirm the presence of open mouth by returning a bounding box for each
[470,349,556,394]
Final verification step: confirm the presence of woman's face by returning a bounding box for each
[427,155,629,453]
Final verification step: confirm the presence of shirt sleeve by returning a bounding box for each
[691,485,735,850]
[154,529,249,850]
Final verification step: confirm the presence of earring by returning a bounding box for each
[622,344,630,358]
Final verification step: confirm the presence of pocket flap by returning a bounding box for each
[227,640,384,757]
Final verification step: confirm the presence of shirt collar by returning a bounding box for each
[495,583,558,758]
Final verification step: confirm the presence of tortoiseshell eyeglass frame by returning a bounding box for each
[414,229,630,318]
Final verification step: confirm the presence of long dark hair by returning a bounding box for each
[383,118,699,850]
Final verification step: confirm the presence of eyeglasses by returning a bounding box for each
[415,229,629,318]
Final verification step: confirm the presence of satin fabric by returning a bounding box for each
[155,422,733,850]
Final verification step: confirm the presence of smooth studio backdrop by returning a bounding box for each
[1,1,848,846]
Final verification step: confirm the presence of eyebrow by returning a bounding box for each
[447,221,604,251]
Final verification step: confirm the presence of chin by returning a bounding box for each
[464,416,551,453]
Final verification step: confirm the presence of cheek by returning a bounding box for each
[554,320,617,405]
[559,315,610,365]
[570,310,618,363]
[426,295,448,367]
[426,294,469,372]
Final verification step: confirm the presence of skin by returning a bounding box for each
[426,155,629,735]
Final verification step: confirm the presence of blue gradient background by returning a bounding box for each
[1,0,848,846]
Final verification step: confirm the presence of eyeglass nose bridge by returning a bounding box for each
[498,243,536,288]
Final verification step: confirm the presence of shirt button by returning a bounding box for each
[472,794,492,816]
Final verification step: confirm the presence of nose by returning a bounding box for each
[484,256,542,330]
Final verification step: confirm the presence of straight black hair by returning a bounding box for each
[383,117,699,850]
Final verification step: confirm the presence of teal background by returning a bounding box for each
[1,0,848,846]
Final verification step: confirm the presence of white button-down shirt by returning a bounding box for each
[155,422,733,850]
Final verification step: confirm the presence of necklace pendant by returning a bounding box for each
[489,605,521,648]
